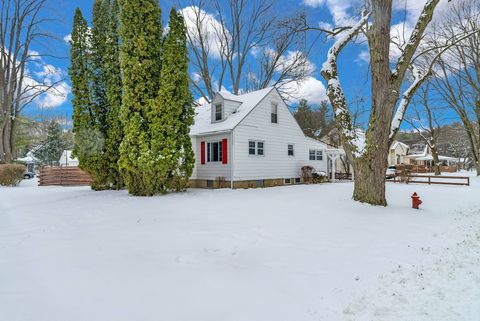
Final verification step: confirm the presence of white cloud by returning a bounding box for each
[302,0,325,8]
[305,0,362,26]
[356,50,370,64]
[34,81,71,109]
[274,50,316,75]
[180,6,228,60]
[63,33,72,43]
[282,76,328,105]
[23,59,71,109]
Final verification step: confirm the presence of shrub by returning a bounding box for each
[0,164,26,186]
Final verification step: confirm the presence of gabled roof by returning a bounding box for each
[391,140,409,150]
[190,87,275,136]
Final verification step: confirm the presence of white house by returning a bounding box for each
[59,150,79,167]
[189,87,340,188]
[388,141,410,166]
[404,146,458,167]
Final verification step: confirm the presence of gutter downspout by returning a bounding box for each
[230,130,234,189]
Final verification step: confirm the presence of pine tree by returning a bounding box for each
[34,121,66,166]
[152,9,194,192]
[103,0,124,189]
[118,0,163,195]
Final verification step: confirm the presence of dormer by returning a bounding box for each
[211,92,242,123]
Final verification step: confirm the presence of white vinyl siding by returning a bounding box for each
[232,90,327,181]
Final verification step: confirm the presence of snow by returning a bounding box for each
[1,173,480,321]
[189,87,274,136]
[390,65,424,139]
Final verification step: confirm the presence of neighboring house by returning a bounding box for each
[16,151,39,173]
[189,87,340,188]
[404,146,458,166]
[388,141,409,166]
[59,150,79,167]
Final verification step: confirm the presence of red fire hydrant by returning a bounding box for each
[411,192,422,209]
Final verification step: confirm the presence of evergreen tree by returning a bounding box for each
[294,99,335,139]
[152,9,194,192]
[70,9,99,177]
[118,0,163,195]
[103,0,124,189]
[34,121,66,166]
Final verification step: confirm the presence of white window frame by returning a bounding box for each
[309,149,323,161]
[287,144,294,156]
[214,103,223,121]
[248,140,265,156]
[207,141,223,162]
[271,103,278,124]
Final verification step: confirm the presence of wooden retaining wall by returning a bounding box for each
[39,166,92,186]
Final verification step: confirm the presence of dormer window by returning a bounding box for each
[215,103,223,121]
[271,103,278,123]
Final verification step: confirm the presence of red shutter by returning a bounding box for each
[222,138,228,164]
[201,141,206,164]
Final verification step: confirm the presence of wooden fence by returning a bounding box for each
[39,166,92,186]
[396,164,458,173]
[391,174,470,186]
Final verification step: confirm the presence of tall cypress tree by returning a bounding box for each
[153,9,194,193]
[81,0,111,190]
[104,0,123,189]
[118,0,163,196]
[70,9,96,176]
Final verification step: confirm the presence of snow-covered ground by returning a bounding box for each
[1,172,479,321]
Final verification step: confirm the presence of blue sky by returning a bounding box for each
[24,0,456,129]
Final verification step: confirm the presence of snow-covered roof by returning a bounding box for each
[415,155,458,162]
[391,141,409,150]
[407,145,429,158]
[190,87,275,136]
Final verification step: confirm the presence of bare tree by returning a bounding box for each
[429,0,480,175]
[181,0,312,102]
[318,0,478,205]
[404,83,443,175]
[0,0,63,163]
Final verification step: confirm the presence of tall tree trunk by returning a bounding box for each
[351,0,392,206]
[353,157,388,205]
[1,119,12,163]
[431,146,441,175]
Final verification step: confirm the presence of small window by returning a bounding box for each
[309,149,323,161]
[284,178,291,185]
[295,177,301,184]
[288,144,294,156]
[257,142,264,155]
[206,180,214,188]
[207,141,222,162]
[248,141,264,156]
[215,103,222,121]
[249,141,256,155]
[271,103,278,123]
